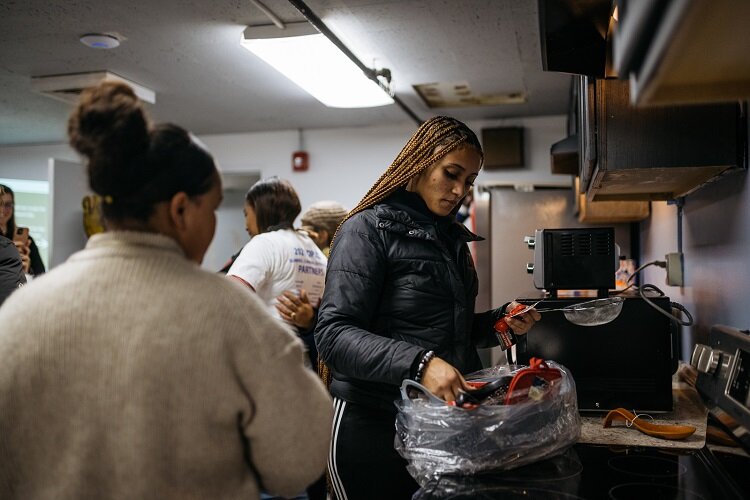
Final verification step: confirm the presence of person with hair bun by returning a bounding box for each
[0,81,332,499]
[315,116,541,499]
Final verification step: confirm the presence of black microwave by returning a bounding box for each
[515,295,677,412]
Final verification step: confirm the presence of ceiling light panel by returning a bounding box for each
[241,24,393,108]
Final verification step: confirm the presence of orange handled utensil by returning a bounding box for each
[603,408,696,440]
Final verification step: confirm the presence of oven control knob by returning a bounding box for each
[526,263,534,274]
[691,344,720,374]
[524,236,535,249]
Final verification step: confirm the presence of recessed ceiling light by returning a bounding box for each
[79,34,120,49]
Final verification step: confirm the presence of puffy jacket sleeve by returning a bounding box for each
[315,217,425,385]
[471,309,503,348]
[471,300,514,348]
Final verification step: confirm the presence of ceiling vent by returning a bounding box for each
[413,81,526,108]
[31,71,156,104]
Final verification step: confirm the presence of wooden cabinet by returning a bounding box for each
[614,0,750,106]
[574,176,649,224]
[580,77,744,202]
[577,76,597,194]
[550,77,649,223]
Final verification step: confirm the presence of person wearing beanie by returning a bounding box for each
[300,201,348,257]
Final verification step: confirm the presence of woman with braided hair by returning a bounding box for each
[315,116,540,499]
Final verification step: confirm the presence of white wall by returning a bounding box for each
[1,115,569,271]
[201,116,569,269]
[202,116,569,212]
[0,143,78,180]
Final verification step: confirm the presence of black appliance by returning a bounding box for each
[414,324,750,499]
[521,226,674,412]
[526,227,618,298]
[515,295,677,412]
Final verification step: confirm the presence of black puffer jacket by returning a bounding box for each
[315,189,503,413]
[0,236,26,307]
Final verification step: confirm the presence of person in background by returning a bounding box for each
[315,116,541,499]
[0,234,26,307]
[273,199,347,500]
[0,183,45,276]
[0,81,332,500]
[226,177,327,362]
[276,199,348,369]
[82,194,106,238]
[226,177,329,500]
[218,246,243,274]
[299,200,348,257]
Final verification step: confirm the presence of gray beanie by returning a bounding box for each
[300,201,348,235]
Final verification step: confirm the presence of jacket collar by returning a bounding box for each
[374,188,483,243]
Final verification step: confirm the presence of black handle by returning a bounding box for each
[456,376,512,407]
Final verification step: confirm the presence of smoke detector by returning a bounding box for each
[31,71,156,104]
[79,33,120,49]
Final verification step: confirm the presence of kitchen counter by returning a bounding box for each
[578,380,707,449]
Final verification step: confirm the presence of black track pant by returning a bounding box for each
[328,398,419,500]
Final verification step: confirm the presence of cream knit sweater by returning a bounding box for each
[0,232,333,499]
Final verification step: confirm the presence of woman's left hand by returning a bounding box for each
[14,241,31,274]
[502,300,541,336]
[276,289,315,330]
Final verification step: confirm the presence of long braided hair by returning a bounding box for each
[331,116,483,247]
[318,116,483,386]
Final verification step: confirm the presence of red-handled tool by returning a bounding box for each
[494,304,527,349]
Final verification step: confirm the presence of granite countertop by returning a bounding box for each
[578,381,708,450]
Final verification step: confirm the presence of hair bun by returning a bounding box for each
[67,81,151,196]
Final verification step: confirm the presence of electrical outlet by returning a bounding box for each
[666,252,684,286]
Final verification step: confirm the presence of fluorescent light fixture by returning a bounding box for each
[241,23,394,108]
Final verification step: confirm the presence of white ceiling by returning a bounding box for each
[0,0,572,146]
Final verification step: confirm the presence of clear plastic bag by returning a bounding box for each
[394,360,580,486]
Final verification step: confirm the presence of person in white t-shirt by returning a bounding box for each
[227,177,326,334]
[227,176,327,500]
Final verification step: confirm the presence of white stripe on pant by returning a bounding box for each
[329,397,348,500]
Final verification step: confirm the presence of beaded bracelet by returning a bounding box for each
[414,350,436,383]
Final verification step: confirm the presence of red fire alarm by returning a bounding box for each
[292,151,309,172]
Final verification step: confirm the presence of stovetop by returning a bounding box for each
[414,443,750,500]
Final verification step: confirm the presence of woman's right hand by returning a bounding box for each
[420,357,470,403]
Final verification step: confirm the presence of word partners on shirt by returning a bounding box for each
[290,246,326,305]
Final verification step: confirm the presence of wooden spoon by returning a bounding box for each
[603,408,696,440]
